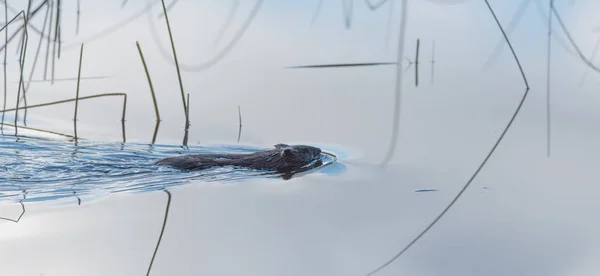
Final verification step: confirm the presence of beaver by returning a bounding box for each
[155,144,323,178]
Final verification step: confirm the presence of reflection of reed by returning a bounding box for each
[286,62,395,69]
[342,0,353,28]
[0,1,48,54]
[63,0,161,50]
[213,0,240,46]
[25,76,111,83]
[576,36,600,92]
[55,0,61,59]
[44,0,53,81]
[157,0,180,19]
[6,10,28,137]
[379,0,406,168]
[75,0,80,35]
[147,0,265,72]
[0,194,26,223]
[310,0,323,25]
[22,0,51,126]
[551,5,600,73]
[364,0,389,10]
[1,3,9,135]
[365,1,531,275]
[483,0,530,69]
[146,189,172,276]
[414,38,419,87]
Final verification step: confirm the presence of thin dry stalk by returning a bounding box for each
[182,93,190,146]
[136,41,160,121]
[74,43,83,140]
[159,0,186,117]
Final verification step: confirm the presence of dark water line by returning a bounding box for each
[146,189,171,276]
[366,0,530,275]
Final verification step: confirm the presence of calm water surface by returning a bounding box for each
[2,1,600,276]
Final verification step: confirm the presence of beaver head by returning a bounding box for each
[273,143,322,171]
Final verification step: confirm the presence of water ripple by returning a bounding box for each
[0,135,338,203]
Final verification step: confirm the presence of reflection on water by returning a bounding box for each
[0,135,341,204]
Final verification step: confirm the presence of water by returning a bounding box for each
[0,134,339,204]
[2,1,600,275]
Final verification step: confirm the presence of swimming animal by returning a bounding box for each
[155,144,323,177]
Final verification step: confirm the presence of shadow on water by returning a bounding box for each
[0,134,342,205]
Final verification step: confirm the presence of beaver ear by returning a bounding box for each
[274,143,290,149]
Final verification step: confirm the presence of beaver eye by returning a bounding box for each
[281,148,294,157]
